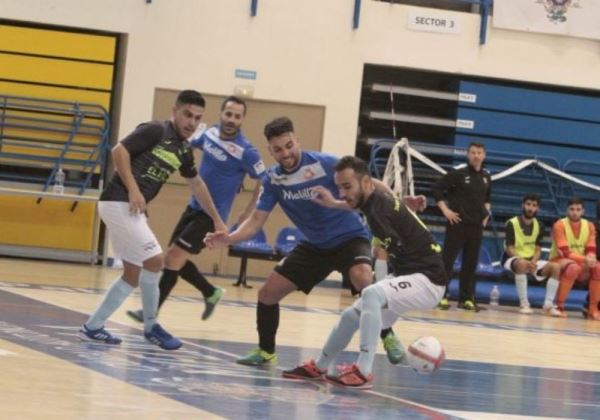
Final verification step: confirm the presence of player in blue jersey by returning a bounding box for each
[126,96,265,324]
[205,117,405,366]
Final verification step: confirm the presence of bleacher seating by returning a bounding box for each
[0,94,110,194]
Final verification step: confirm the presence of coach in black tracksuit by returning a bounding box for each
[432,142,491,311]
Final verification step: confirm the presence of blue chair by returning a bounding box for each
[228,225,275,288]
[274,226,306,256]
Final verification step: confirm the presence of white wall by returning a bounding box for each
[2,0,600,156]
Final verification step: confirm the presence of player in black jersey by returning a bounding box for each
[78,90,225,350]
[283,156,446,389]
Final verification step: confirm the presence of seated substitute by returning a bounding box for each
[550,197,600,320]
[502,193,560,315]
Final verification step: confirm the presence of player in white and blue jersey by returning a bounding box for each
[127,97,265,324]
[205,117,404,366]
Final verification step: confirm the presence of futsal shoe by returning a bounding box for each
[202,287,226,320]
[78,324,122,345]
[282,360,326,380]
[458,300,481,312]
[236,348,277,366]
[542,304,562,317]
[437,298,450,310]
[325,364,374,390]
[587,309,600,321]
[518,303,534,315]
[382,331,405,364]
[144,323,182,350]
[126,309,144,323]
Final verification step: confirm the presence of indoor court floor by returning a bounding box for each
[0,257,599,419]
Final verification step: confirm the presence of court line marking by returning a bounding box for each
[2,288,598,419]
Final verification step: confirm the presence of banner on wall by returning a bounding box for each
[493,0,600,41]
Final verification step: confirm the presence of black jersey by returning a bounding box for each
[432,164,491,225]
[100,121,197,203]
[362,190,447,286]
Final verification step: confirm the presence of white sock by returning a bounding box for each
[381,308,399,329]
[514,274,528,306]
[374,259,388,282]
[356,285,387,376]
[139,269,161,332]
[85,277,134,330]
[545,278,559,307]
[316,306,360,373]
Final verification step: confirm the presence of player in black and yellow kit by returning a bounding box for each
[79,90,225,350]
[282,156,446,389]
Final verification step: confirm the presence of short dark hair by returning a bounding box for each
[334,155,370,178]
[175,90,205,108]
[522,193,540,204]
[468,142,485,151]
[221,96,247,115]
[568,197,584,207]
[264,117,294,140]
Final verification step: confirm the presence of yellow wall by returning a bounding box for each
[0,23,117,253]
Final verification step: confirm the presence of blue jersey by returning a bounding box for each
[257,151,369,249]
[189,125,265,221]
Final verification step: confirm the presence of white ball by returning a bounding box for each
[406,336,445,374]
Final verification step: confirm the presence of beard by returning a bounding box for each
[522,209,537,220]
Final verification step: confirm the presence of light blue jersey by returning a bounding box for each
[257,151,369,249]
[189,125,265,220]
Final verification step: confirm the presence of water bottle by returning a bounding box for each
[489,285,500,308]
[53,168,65,194]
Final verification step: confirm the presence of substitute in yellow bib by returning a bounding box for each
[502,194,560,316]
[550,197,600,320]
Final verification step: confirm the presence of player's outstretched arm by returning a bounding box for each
[236,179,262,225]
[204,208,270,249]
[112,144,145,214]
[188,176,226,232]
[311,186,352,210]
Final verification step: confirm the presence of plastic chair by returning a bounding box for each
[274,226,306,256]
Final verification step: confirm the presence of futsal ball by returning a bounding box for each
[406,336,445,374]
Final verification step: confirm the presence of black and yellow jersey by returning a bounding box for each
[362,190,447,286]
[100,121,197,203]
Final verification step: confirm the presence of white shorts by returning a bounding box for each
[98,201,162,266]
[354,273,445,315]
[503,257,548,281]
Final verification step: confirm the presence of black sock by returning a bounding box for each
[179,260,215,298]
[158,269,178,309]
[380,327,393,340]
[257,302,279,354]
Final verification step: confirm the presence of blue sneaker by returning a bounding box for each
[78,324,122,345]
[144,323,182,350]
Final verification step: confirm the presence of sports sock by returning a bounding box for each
[257,302,279,354]
[139,269,161,332]
[180,260,215,298]
[158,268,178,309]
[357,286,387,376]
[86,276,134,330]
[381,309,399,330]
[544,277,559,307]
[374,259,388,282]
[514,273,528,306]
[316,306,360,372]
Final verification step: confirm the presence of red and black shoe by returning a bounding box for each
[325,363,374,390]
[282,359,326,380]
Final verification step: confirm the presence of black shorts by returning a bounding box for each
[274,237,372,294]
[168,206,214,254]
